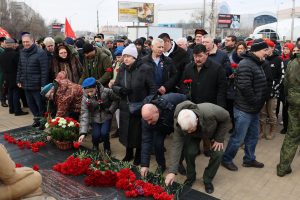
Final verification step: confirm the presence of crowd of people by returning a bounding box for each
[0,29,300,194]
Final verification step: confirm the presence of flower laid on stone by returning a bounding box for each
[53,150,175,200]
[32,164,40,171]
[3,133,46,153]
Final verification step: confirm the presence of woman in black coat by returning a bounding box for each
[113,44,156,165]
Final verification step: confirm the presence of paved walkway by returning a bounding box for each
[1,106,299,200]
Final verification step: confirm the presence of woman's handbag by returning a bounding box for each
[128,102,143,114]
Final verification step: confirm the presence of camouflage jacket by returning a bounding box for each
[284,57,300,107]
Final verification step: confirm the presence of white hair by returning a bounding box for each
[202,34,214,42]
[176,37,187,44]
[151,38,164,46]
[177,109,198,131]
[43,37,55,46]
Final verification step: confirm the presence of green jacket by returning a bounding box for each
[169,100,231,174]
[284,57,300,107]
[79,47,112,86]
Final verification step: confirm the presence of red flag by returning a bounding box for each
[0,27,11,38]
[65,18,76,39]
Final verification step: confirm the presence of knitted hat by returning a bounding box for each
[283,43,294,52]
[122,43,138,59]
[40,83,54,96]
[82,43,95,54]
[4,38,15,44]
[250,39,268,52]
[264,39,275,47]
[114,46,125,56]
[82,77,96,89]
[64,37,74,45]
[54,35,64,44]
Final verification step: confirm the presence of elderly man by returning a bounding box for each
[189,29,208,49]
[17,33,48,127]
[158,33,190,88]
[142,38,177,94]
[222,39,268,171]
[165,101,231,194]
[140,93,186,176]
[176,37,193,61]
[202,35,232,76]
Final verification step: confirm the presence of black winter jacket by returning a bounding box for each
[141,54,177,92]
[17,44,49,90]
[0,48,19,89]
[140,93,187,167]
[180,59,227,108]
[234,52,267,113]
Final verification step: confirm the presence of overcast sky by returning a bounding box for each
[22,0,298,31]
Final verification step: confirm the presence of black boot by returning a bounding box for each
[111,129,119,138]
[133,148,141,166]
[103,135,111,156]
[122,148,134,162]
[1,101,8,107]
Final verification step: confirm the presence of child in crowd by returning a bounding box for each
[78,77,119,154]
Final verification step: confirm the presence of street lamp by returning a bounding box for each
[96,0,105,34]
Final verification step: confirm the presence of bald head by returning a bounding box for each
[142,104,160,125]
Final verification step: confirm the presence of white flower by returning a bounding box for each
[62,125,66,128]
[68,121,75,127]
[45,123,49,128]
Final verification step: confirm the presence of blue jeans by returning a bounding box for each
[223,107,260,164]
[24,89,44,119]
[92,120,111,150]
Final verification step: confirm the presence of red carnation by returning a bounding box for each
[32,164,40,171]
[15,163,23,168]
[73,142,80,149]
[106,67,113,72]
[231,63,238,69]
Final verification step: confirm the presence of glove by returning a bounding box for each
[119,87,132,96]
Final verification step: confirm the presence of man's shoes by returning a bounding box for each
[178,163,187,175]
[204,182,214,194]
[32,121,40,128]
[242,160,264,168]
[280,129,287,134]
[221,161,238,171]
[277,165,292,177]
[1,102,8,107]
[184,178,196,187]
[111,129,119,138]
[15,111,29,116]
[9,110,14,114]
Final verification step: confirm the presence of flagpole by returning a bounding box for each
[97,10,99,34]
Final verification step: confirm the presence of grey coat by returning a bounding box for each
[169,101,231,174]
[80,83,119,135]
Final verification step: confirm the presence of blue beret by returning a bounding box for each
[114,46,125,56]
[40,83,54,96]
[82,77,96,89]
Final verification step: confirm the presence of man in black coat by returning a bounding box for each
[158,33,190,89]
[0,39,28,116]
[17,34,49,127]
[222,39,268,171]
[141,38,177,94]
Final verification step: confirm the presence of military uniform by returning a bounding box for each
[277,56,300,176]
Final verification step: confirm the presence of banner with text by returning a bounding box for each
[118,1,154,23]
[218,14,240,29]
